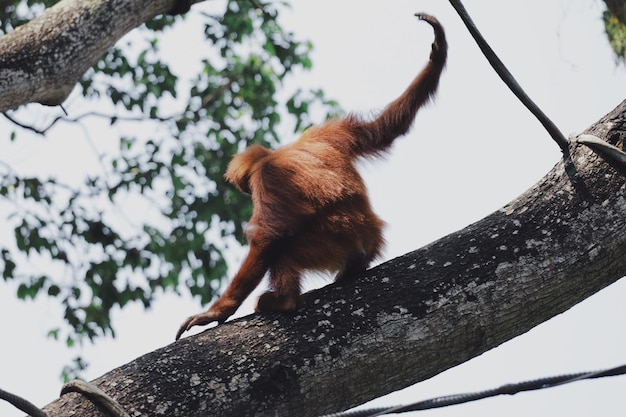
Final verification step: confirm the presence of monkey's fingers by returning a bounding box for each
[175,317,194,341]
[175,312,219,341]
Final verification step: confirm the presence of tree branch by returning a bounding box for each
[37,100,626,416]
[0,0,200,112]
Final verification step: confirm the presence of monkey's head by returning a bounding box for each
[225,144,272,194]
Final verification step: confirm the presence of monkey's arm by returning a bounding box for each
[175,240,270,340]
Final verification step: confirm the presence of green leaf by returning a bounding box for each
[48,284,61,296]
[47,328,60,341]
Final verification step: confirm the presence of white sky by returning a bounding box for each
[2,0,626,416]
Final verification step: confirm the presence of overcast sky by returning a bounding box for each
[2,1,626,416]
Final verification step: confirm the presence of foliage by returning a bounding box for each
[0,0,340,378]
[603,0,626,63]
[604,11,626,63]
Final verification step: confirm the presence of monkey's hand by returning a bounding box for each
[175,308,232,341]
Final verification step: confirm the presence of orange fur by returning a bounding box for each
[176,13,447,340]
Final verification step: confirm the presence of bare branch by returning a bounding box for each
[2,109,182,135]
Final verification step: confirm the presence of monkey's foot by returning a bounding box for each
[255,291,303,313]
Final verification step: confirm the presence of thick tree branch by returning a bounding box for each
[35,100,626,416]
[0,0,202,112]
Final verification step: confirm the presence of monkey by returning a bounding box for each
[175,13,446,340]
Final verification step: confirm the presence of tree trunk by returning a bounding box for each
[0,0,185,111]
[36,100,626,416]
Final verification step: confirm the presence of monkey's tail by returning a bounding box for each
[346,13,447,158]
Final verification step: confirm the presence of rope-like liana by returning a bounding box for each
[318,363,626,417]
[61,380,131,417]
[447,0,570,152]
[570,133,626,166]
[0,387,48,417]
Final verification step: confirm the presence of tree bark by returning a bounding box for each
[35,100,626,416]
[0,0,193,112]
